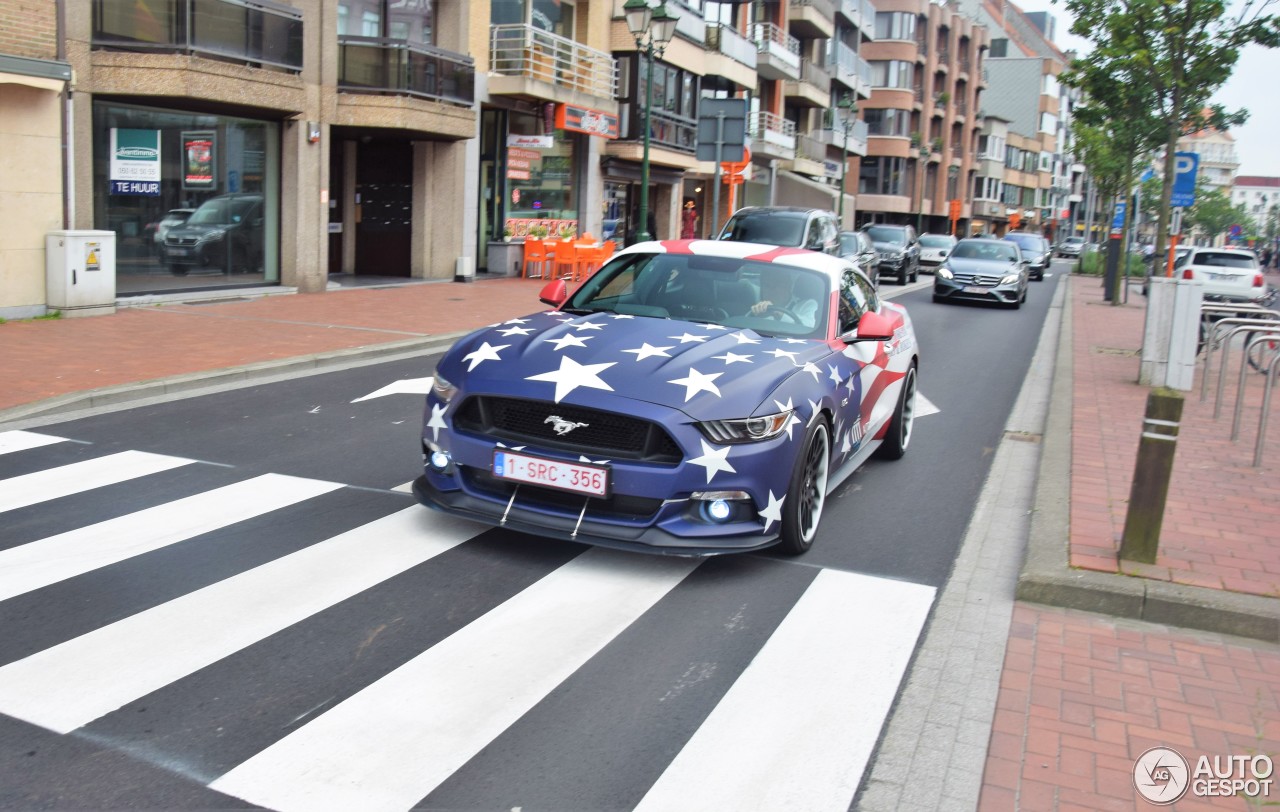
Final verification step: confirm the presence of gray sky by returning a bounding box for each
[1012,0,1280,177]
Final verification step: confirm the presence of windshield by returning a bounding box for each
[865,226,908,246]
[565,252,830,340]
[1004,233,1047,252]
[719,212,807,247]
[187,196,260,226]
[1191,251,1258,269]
[919,235,954,248]
[839,233,860,253]
[952,241,1019,261]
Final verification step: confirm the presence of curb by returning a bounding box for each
[0,333,466,425]
[1015,275,1280,642]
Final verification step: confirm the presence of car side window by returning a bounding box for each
[839,268,870,333]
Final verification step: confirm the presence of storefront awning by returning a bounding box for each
[0,54,71,92]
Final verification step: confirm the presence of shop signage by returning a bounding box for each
[506,147,543,181]
[554,104,619,139]
[182,130,217,190]
[506,134,554,149]
[109,128,161,196]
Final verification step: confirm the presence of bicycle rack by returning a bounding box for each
[1203,316,1280,407]
[1254,351,1280,467]
[1231,329,1280,440]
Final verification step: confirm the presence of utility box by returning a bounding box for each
[46,230,117,317]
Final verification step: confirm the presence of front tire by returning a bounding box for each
[875,363,917,461]
[776,418,831,556]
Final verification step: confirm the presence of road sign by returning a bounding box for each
[1112,201,1127,228]
[695,99,747,163]
[1171,152,1199,208]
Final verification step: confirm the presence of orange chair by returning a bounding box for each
[552,241,579,280]
[601,240,616,258]
[521,238,550,279]
[575,244,606,281]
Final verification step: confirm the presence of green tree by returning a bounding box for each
[1060,0,1280,275]
[1185,188,1250,242]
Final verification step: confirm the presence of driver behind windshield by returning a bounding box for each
[750,266,818,328]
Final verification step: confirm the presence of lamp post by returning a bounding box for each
[835,93,858,228]
[625,0,678,243]
[916,142,932,234]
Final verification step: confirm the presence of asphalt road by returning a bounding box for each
[0,268,1062,811]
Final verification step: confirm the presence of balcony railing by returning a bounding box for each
[646,110,698,153]
[339,37,474,106]
[790,0,837,23]
[748,109,798,154]
[955,98,967,116]
[860,0,879,35]
[490,24,617,99]
[796,133,827,163]
[705,23,758,70]
[828,40,857,84]
[752,21,801,65]
[92,0,303,71]
[959,55,971,74]
[799,60,832,94]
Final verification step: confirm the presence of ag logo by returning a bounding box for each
[1133,746,1190,805]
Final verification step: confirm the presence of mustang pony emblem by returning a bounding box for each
[545,415,589,435]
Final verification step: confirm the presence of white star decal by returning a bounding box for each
[767,348,799,362]
[730,331,761,345]
[610,314,635,320]
[671,332,709,344]
[578,455,611,464]
[503,318,530,325]
[781,338,809,345]
[688,440,736,484]
[497,325,534,337]
[669,367,723,402]
[573,321,605,331]
[525,356,617,403]
[547,333,594,351]
[712,351,753,365]
[623,343,674,361]
[462,341,510,371]
[800,361,822,380]
[698,323,729,331]
[773,397,802,439]
[827,364,844,386]
[841,429,853,454]
[845,375,857,396]
[426,402,448,441]
[759,490,785,532]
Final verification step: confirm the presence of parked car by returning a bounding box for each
[1003,231,1051,280]
[918,233,957,273]
[1055,236,1086,258]
[413,239,918,556]
[862,223,920,284]
[933,237,1029,309]
[162,194,265,275]
[839,230,880,285]
[1174,247,1268,303]
[717,206,841,255]
[147,208,195,250]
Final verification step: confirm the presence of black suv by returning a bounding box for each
[163,193,265,275]
[862,223,921,284]
[717,206,841,255]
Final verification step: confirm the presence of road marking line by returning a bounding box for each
[0,430,68,456]
[210,549,700,812]
[916,392,940,417]
[0,507,479,734]
[0,450,195,513]
[0,474,342,602]
[633,569,935,812]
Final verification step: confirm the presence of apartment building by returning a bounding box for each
[1179,121,1239,193]
[0,0,72,319]
[854,0,987,235]
[1232,175,1280,229]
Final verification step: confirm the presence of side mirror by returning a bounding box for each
[539,279,568,306]
[845,310,895,342]
[939,250,949,258]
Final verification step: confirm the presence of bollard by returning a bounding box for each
[1119,388,1184,564]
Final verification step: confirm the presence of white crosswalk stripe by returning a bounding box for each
[0,440,937,811]
[0,473,342,603]
[0,430,68,456]
[633,569,935,812]
[0,449,195,513]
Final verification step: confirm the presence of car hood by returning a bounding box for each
[947,256,1020,275]
[439,310,831,421]
[872,241,908,252]
[168,223,232,239]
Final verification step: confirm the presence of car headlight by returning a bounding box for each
[1001,273,1021,284]
[937,267,953,280]
[431,370,458,403]
[697,410,793,443]
[196,229,226,243]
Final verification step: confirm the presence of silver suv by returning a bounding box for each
[717,206,841,255]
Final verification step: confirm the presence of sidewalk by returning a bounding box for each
[2,270,1278,810]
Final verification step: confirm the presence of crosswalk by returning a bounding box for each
[0,428,936,812]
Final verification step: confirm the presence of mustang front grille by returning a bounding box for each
[454,396,683,464]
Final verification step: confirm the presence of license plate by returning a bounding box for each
[492,450,609,497]
[169,248,189,256]
[963,285,990,294]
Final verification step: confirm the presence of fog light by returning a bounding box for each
[706,499,732,522]
[429,450,450,471]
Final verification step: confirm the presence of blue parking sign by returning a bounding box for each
[1171,152,1199,208]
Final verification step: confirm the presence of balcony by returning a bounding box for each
[835,0,861,27]
[789,0,836,39]
[705,24,757,90]
[784,61,831,107]
[490,24,617,104]
[91,0,303,72]
[788,133,828,177]
[338,38,474,106]
[748,110,797,160]
[828,41,857,89]
[751,22,801,81]
[861,0,879,39]
[816,116,868,155]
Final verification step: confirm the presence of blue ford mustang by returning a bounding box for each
[413,239,919,556]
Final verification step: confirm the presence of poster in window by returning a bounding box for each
[182,131,216,190]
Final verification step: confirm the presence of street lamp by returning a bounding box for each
[916,141,932,234]
[625,0,678,243]
[834,93,858,227]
